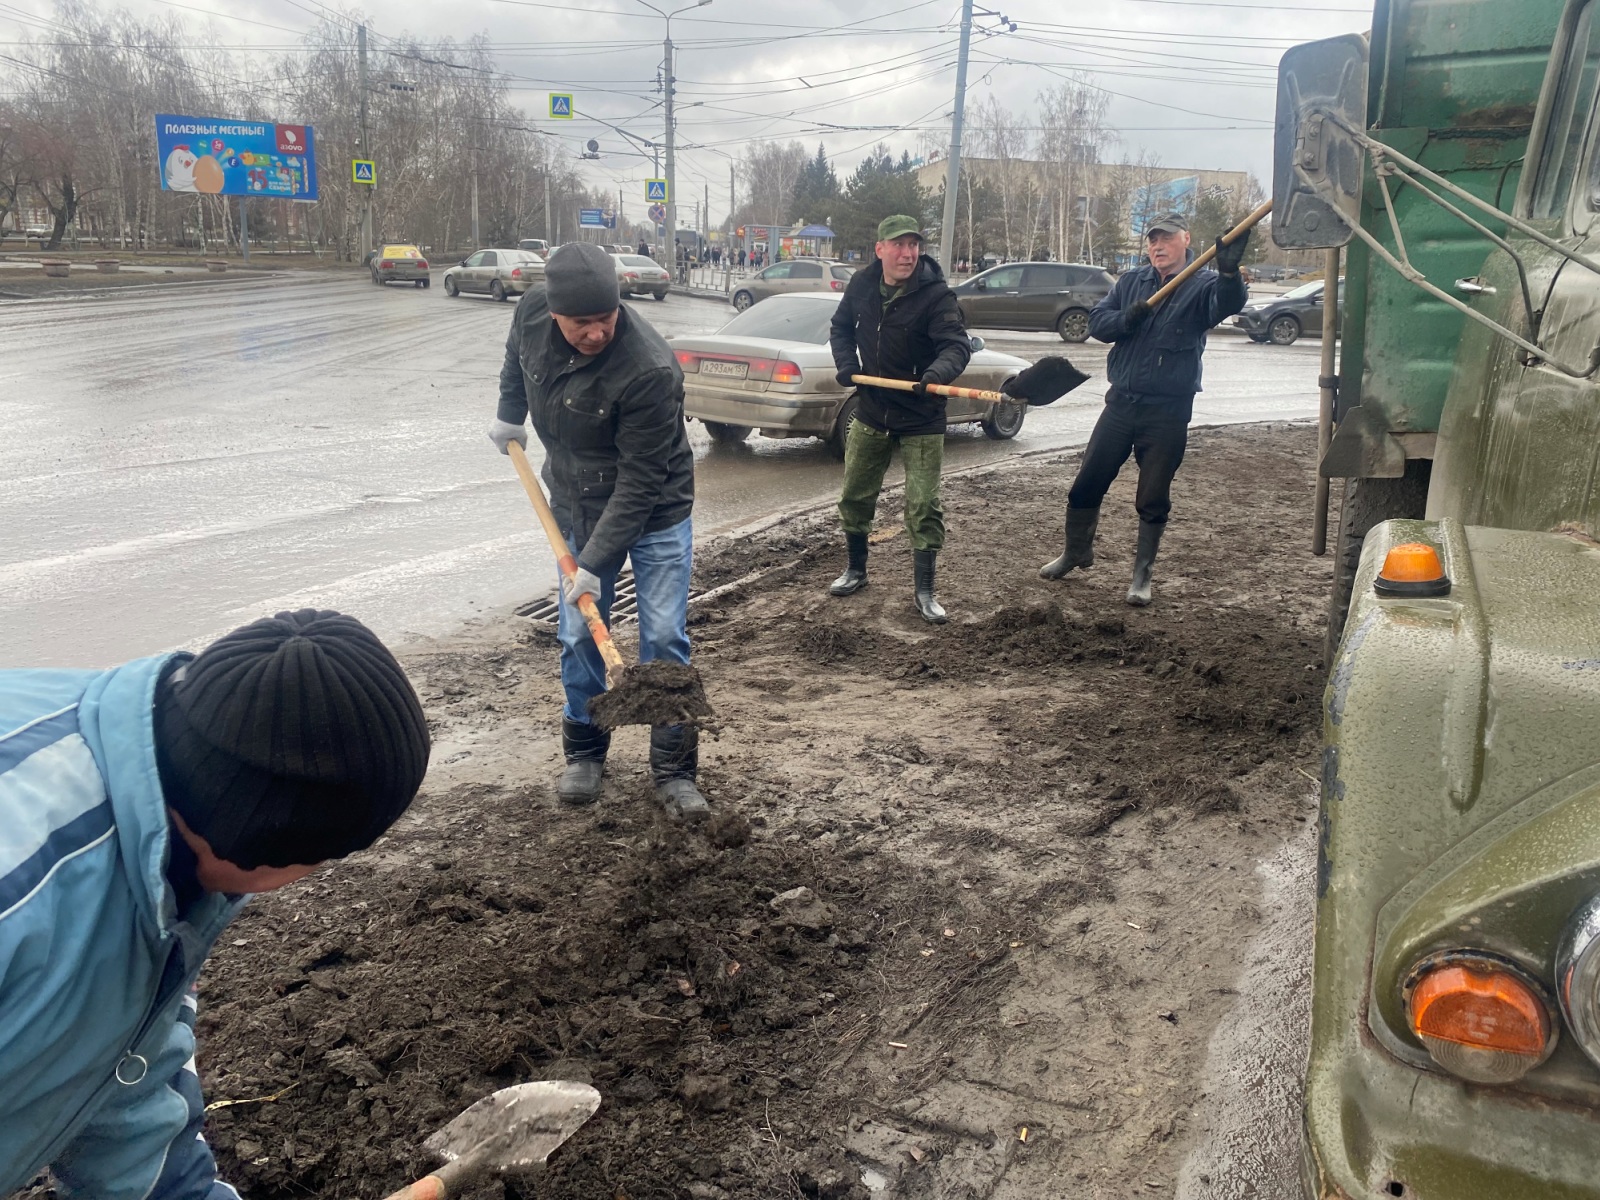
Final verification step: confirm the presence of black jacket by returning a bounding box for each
[1088,254,1247,400]
[829,256,972,436]
[497,290,694,575]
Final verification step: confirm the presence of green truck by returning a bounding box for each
[1280,0,1600,1195]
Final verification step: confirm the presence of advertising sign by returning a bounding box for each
[155,114,318,200]
[1130,175,1197,239]
[645,179,668,202]
[579,208,617,229]
[550,93,573,119]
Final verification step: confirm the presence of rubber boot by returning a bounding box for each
[1126,520,1165,607]
[1040,507,1100,579]
[913,549,948,624]
[830,531,869,596]
[651,724,709,823]
[558,717,609,806]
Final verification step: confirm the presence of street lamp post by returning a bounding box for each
[636,0,711,273]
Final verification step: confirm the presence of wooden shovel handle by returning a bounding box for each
[849,374,1007,404]
[380,1152,485,1200]
[506,441,627,681]
[1146,198,1273,308]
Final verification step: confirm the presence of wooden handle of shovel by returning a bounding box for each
[1146,199,1273,308]
[850,374,1008,404]
[380,1152,486,1200]
[506,441,627,681]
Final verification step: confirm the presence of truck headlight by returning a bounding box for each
[1403,952,1556,1084]
[1557,895,1600,1069]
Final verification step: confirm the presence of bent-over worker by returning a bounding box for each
[828,214,972,623]
[1040,211,1249,605]
[0,609,430,1200]
[488,242,706,820]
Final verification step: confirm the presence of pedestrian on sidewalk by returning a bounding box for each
[637,238,649,256]
[487,243,707,821]
[0,608,430,1200]
[827,214,972,624]
[1040,211,1249,605]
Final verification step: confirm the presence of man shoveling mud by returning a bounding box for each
[1041,211,1250,605]
[488,242,708,821]
[0,608,430,1200]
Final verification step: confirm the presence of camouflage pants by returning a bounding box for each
[837,422,945,552]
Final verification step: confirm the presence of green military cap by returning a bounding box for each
[876,214,924,242]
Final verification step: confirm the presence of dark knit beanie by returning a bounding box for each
[545,242,620,315]
[154,609,431,870]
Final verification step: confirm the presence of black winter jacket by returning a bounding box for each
[1088,254,1247,400]
[497,290,694,575]
[828,256,972,437]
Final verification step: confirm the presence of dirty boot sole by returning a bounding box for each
[657,777,710,823]
[557,760,604,806]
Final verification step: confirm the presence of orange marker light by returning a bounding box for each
[1407,962,1553,1084]
[1375,542,1451,598]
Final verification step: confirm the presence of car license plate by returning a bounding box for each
[701,360,748,380]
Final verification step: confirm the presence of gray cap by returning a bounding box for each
[1146,211,1190,236]
[545,242,620,315]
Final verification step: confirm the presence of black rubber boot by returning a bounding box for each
[1126,520,1165,607]
[651,724,709,822]
[558,717,609,805]
[913,549,948,624]
[830,531,869,596]
[1040,506,1100,579]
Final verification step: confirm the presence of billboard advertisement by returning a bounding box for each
[155,114,319,201]
[578,208,616,229]
[1130,175,1197,239]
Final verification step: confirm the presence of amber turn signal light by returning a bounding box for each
[1374,542,1451,598]
[1407,961,1554,1084]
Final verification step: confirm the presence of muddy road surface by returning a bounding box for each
[115,420,1328,1200]
[0,274,1319,667]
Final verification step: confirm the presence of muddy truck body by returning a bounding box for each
[1280,0,1600,1196]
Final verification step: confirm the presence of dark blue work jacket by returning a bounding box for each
[1088,253,1247,401]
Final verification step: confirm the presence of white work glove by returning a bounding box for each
[563,566,603,606]
[487,418,528,455]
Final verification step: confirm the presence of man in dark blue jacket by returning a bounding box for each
[1040,211,1249,605]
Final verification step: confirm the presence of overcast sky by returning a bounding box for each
[5,0,1372,222]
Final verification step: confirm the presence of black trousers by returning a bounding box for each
[1067,389,1193,525]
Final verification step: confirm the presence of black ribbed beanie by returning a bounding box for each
[154,609,431,870]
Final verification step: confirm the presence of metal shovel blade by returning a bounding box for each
[423,1081,602,1174]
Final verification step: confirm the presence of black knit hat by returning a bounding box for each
[154,609,431,870]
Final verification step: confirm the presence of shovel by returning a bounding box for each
[505,441,714,732]
[1145,198,1273,308]
[381,1080,602,1200]
[852,355,1090,409]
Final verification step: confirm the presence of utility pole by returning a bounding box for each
[358,24,371,261]
[470,141,480,247]
[663,36,677,270]
[544,159,552,242]
[937,0,973,270]
[726,162,734,290]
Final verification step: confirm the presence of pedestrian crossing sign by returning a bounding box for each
[646,179,669,202]
[351,159,375,184]
[549,93,573,119]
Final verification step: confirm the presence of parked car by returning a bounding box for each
[729,259,853,311]
[609,253,670,301]
[950,261,1114,343]
[669,292,1031,454]
[1250,263,1290,282]
[370,244,430,287]
[517,238,550,256]
[442,249,544,301]
[1231,277,1343,345]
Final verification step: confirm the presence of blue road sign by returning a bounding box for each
[352,159,375,184]
[549,93,573,119]
[645,179,668,203]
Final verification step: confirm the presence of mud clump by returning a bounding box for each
[586,660,715,730]
[798,623,862,664]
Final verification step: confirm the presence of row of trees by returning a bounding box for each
[0,0,615,257]
[731,75,1265,270]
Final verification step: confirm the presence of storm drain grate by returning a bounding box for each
[517,568,700,627]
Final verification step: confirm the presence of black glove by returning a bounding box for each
[1124,300,1152,330]
[836,367,859,389]
[913,370,941,395]
[1214,229,1250,276]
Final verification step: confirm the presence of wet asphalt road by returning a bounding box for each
[0,273,1322,667]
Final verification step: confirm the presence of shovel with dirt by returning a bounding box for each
[381,1080,602,1199]
[505,442,714,732]
[852,353,1091,409]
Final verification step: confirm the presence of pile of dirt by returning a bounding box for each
[60,421,1329,1200]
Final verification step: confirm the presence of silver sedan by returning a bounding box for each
[613,254,671,301]
[667,292,1029,453]
[442,249,544,302]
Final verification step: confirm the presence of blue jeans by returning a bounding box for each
[558,516,693,724]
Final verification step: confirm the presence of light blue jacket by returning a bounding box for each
[0,655,244,1200]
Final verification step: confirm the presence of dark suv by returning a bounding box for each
[1231,277,1343,345]
[951,262,1114,342]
